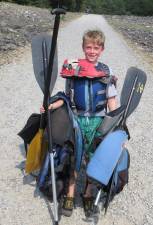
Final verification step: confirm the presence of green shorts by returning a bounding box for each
[77,116,103,160]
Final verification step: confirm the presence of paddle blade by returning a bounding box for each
[120,67,147,118]
[25,129,46,174]
[31,34,58,94]
[86,130,128,186]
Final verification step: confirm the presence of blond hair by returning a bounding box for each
[82,30,105,48]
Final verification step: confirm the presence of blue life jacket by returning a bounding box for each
[73,79,107,113]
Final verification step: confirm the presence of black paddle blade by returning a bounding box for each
[120,67,147,118]
[31,34,58,94]
[104,174,115,214]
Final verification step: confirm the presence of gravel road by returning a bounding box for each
[0,14,153,225]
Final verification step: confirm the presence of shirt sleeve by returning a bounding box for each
[106,83,117,98]
[106,67,117,98]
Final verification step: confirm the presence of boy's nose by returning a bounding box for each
[90,48,94,53]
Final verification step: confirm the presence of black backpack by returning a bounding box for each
[106,148,130,202]
[18,113,41,144]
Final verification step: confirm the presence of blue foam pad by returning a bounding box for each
[86,130,128,185]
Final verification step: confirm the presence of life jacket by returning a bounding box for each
[60,59,110,78]
[61,59,113,114]
[73,79,107,113]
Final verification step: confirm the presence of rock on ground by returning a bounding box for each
[0,2,54,51]
[105,15,153,55]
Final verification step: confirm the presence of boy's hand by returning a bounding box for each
[40,100,64,113]
[40,106,45,113]
[40,104,53,113]
[48,104,53,110]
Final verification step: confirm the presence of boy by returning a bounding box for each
[60,30,117,217]
[41,30,117,217]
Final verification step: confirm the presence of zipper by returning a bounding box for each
[89,80,94,112]
[85,80,90,111]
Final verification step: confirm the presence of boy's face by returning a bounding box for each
[83,42,103,64]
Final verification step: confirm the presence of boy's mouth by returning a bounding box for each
[88,55,97,60]
[88,55,96,59]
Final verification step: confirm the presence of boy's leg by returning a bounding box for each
[82,179,95,217]
[67,170,77,197]
[84,182,93,197]
[62,170,77,217]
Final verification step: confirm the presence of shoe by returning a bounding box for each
[82,196,95,217]
[61,196,74,217]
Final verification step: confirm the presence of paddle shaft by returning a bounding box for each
[42,39,54,151]
[41,37,59,224]
[39,40,49,129]
[40,8,65,130]
[121,74,138,126]
[43,9,65,109]
[42,9,65,225]
[45,9,65,152]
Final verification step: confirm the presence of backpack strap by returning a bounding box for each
[99,75,117,86]
[65,79,76,110]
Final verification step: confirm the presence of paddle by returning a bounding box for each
[120,67,147,121]
[97,67,147,136]
[25,8,66,174]
[104,67,147,213]
[31,34,58,94]
[87,67,147,215]
[26,8,66,225]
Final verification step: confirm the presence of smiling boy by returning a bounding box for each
[59,30,117,217]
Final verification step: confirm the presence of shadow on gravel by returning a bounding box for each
[33,187,60,224]
[23,174,36,186]
[16,145,102,224]
[18,143,26,158]
[44,197,57,224]
[15,163,102,224]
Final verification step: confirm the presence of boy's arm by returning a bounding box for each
[40,99,64,113]
[107,96,117,111]
[107,82,117,111]
[48,99,64,110]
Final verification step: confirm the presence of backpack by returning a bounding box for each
[108,148,130,199]
[18,113,41,145]
[37,143,72,201]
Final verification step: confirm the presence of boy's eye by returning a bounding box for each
[94,46,101,50]
[86,46,100,50]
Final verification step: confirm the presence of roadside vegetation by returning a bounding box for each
[2,0,153,16]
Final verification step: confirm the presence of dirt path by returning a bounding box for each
[0,14,153,225]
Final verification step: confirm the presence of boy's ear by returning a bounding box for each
[101,46,104,51]
[82,43,85,51]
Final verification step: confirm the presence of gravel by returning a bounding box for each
[0,2,54,51]
[104,15,153,78]
[0,14,153,225]
[0,2,81,66]
[105,15,153,55]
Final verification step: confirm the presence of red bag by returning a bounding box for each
[60,59,107,78]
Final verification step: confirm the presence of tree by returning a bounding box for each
[125,0,153,15]
[50,0,76,11]
[75,0,83,11]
